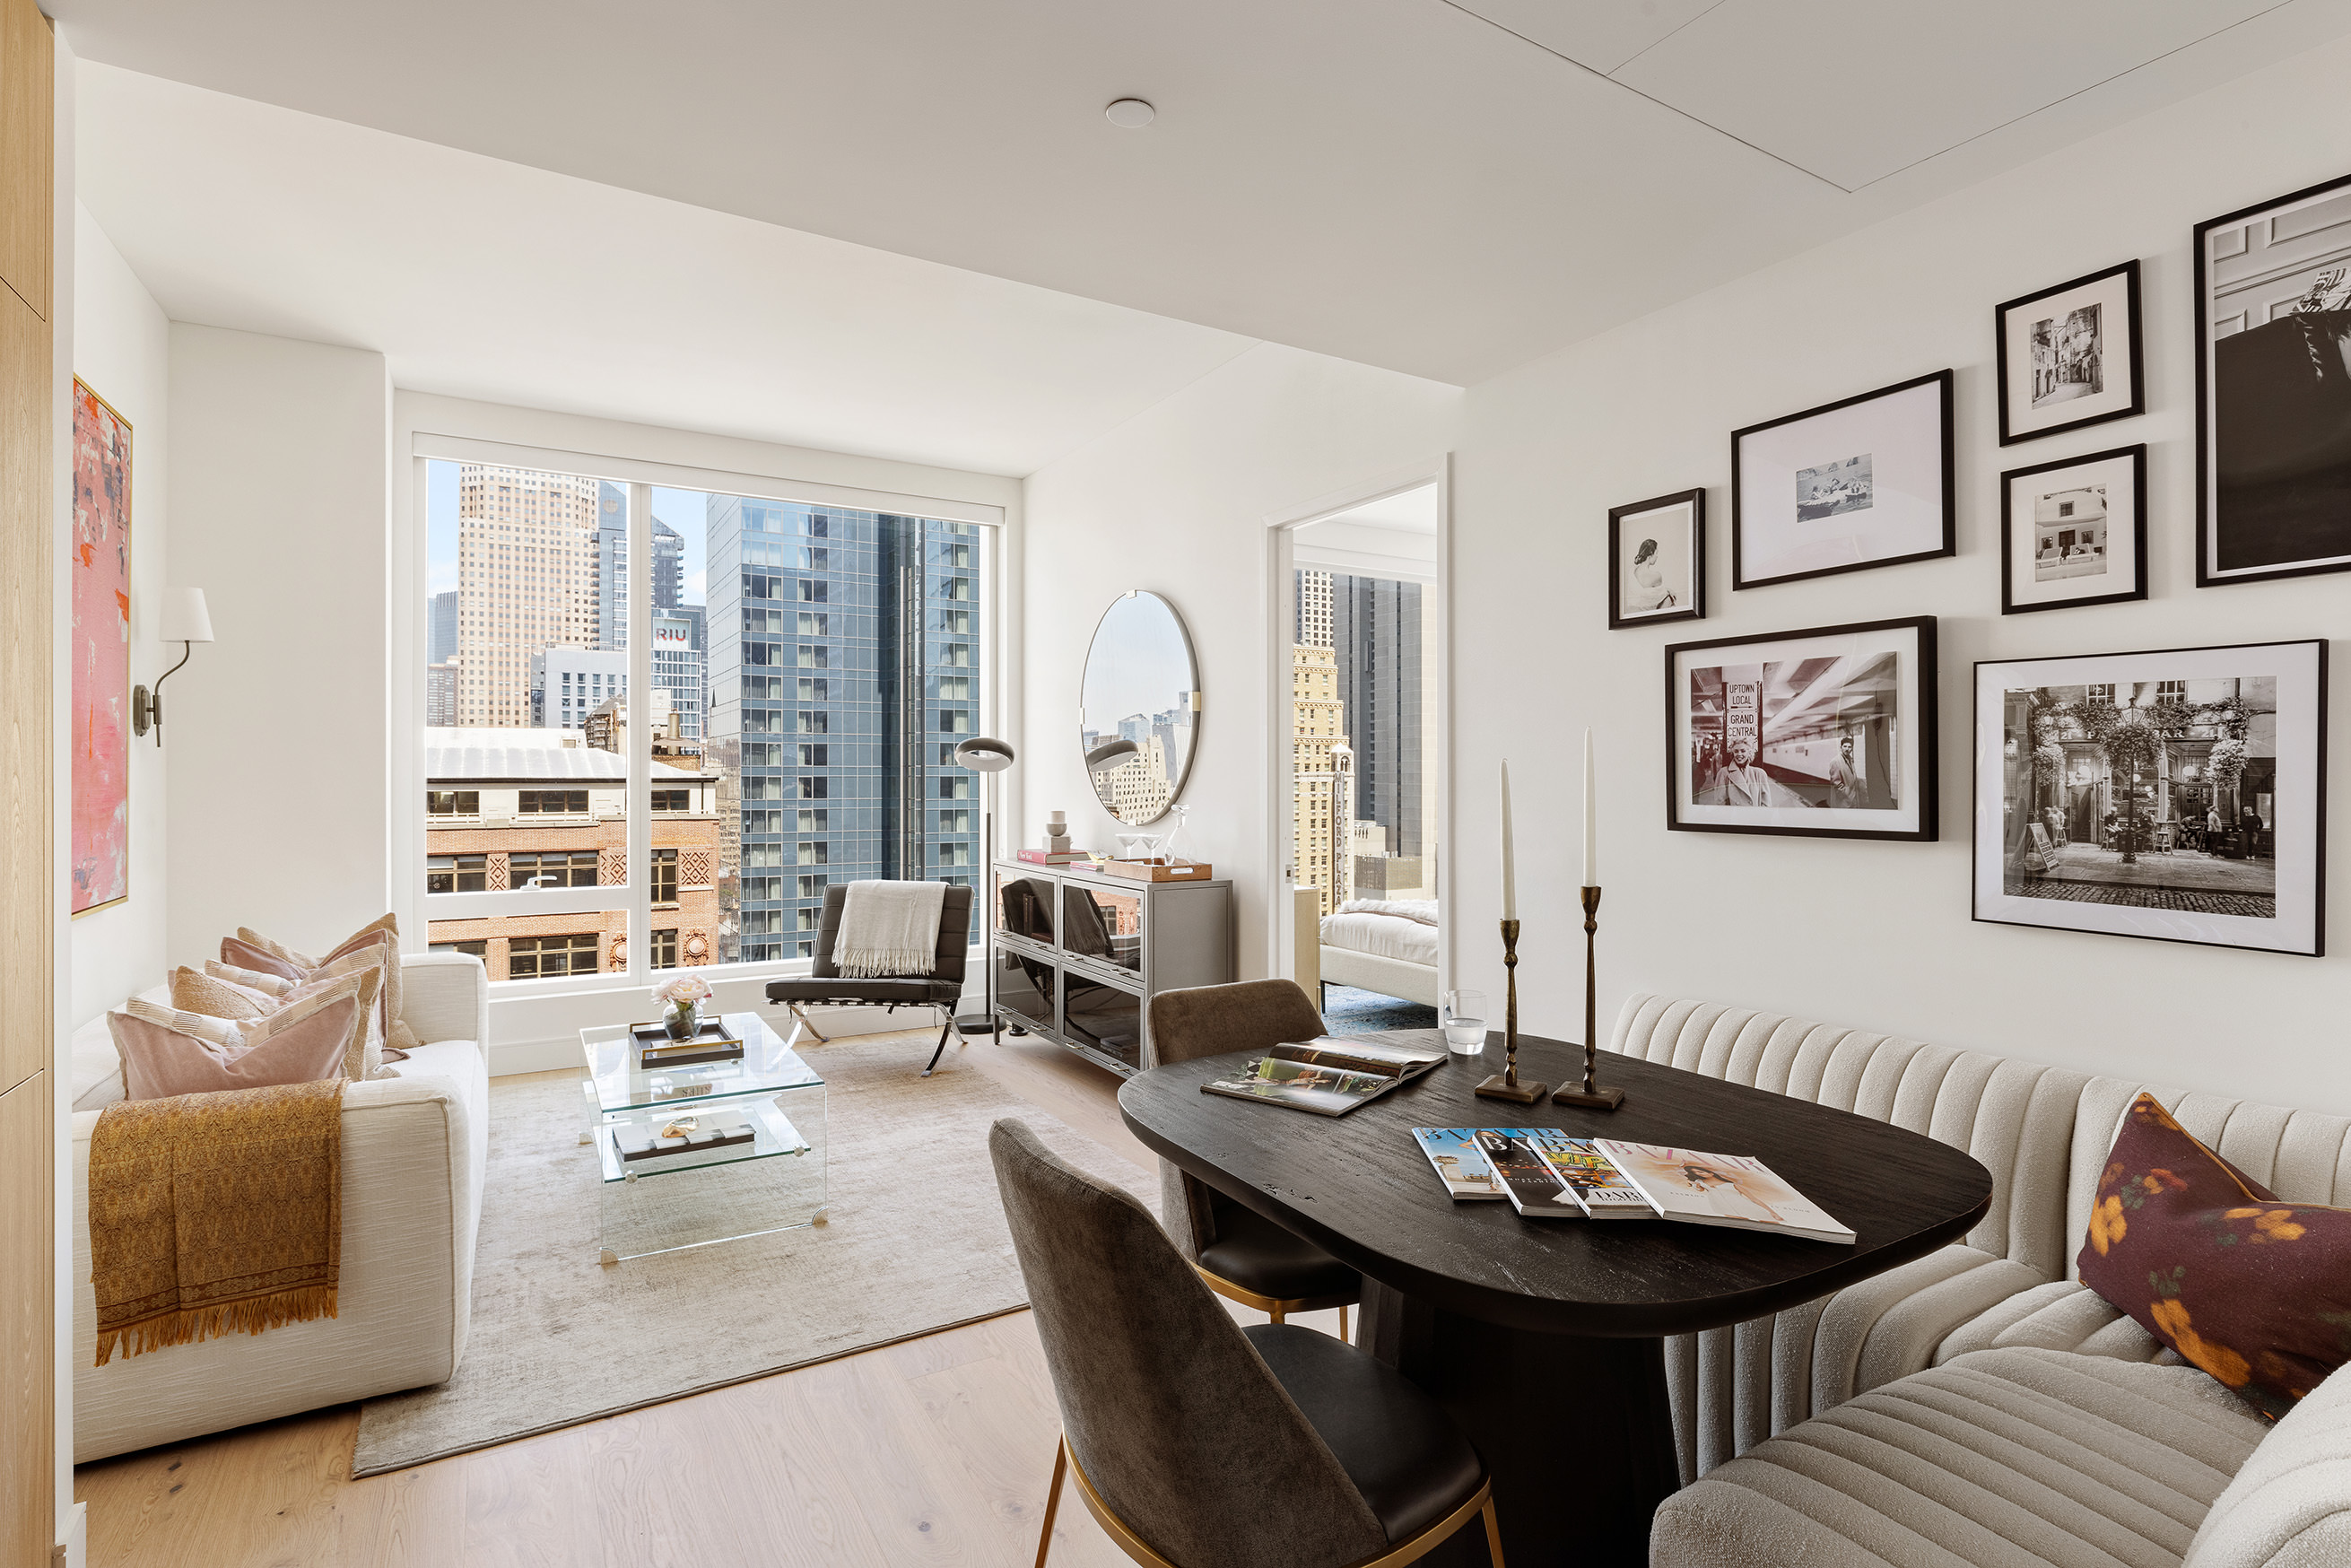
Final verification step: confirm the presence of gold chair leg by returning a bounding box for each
[1035,1439,1067,1568]
[1268,1303,1285,1325]
[1480,1497,1505,1568]
[1338,1304,1349,1343]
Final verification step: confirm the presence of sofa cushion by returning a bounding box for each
[170,965,270,1021]
[1650,1348,2271,1568]
[2189,1362,2351,1568]
[222,936,305,983]
[110,992,360,1102]
[2077,1094,2351,1419]
[1937,1279,2179,1369]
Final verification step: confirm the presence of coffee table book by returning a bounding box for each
[1596,1140,1856,1244]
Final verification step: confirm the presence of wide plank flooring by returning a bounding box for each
[74,1027,1345,1568]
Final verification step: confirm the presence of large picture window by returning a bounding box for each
[422,456,991,982]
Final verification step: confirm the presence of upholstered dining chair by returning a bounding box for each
[988,1119,1502,1568]
[762,881,974,1076]
[1149,980,1363,1337]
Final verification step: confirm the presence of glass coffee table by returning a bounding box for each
[579,1010,827,1264]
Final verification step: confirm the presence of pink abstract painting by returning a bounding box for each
[73,379,132,916]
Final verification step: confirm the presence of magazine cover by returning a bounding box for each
[1532,1136,1656,1219]
[1593,1142,1855,1243]
[1475,1128,1584,1218]
[1200,1055,1392,1117]
[1276,1035,1447,1079]
[1411,1128,1506,1200]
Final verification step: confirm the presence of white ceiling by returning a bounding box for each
[53,0,2351,392]
[72,65,1260,478]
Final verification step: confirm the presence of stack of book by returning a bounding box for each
[1410,1129,1854,1242]
[1015,848,1099,866]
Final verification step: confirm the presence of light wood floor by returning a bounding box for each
[74,1027,1346,1568]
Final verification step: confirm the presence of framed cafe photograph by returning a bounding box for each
[1999,444,2147,614]
[1973,640,2327,956]
[1666,615,1938,841]
[2196,172,2351,586]
[1994,259,2146,445]
[1731,370,1954,589]
[1607,487,1703,630]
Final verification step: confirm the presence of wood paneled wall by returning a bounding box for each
[0,0,53,1562]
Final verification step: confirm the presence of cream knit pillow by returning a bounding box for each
[125,997,244,1048]
[170,966,269,1022]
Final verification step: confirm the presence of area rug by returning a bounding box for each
[1322,983,1438,1034]
[351,1037,1154,1477]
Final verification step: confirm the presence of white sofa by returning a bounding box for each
[1609,995,2351,1568]
[66,953,489,1463]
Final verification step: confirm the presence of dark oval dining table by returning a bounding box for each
[1119,1030,1994,1568]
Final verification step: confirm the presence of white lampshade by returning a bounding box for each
[159,588,213,643]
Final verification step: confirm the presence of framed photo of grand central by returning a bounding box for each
[1972,640,2327,956]
[2196,173,2351,585]
[1731,370,1953,590]
[1667,615,1937,841]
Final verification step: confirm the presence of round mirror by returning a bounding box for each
[1080,590,1199,825]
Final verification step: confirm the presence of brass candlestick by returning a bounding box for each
[1476,918,1547,1104]
[1554,885,1625,1111]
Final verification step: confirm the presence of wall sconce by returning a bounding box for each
[132,588,213,746]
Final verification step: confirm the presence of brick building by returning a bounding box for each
[424,730,723,980]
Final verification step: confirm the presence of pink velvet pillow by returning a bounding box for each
[221,936,304,984]
[109,994,359,1102]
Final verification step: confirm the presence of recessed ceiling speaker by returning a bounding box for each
[1105,98,1156,129]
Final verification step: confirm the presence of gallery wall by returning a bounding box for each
[67,204,169,1029]
[165,325,393,964]
[1024,30,2351,1117]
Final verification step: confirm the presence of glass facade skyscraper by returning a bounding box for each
[707,495,982,963]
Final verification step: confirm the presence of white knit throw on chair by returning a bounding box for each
[835,880,947,977]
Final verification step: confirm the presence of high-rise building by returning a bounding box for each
[706,495,981,964]
[532,647,629,730]
[1291,640,1349,914]
[428,590,457,666]
[425,661,458,727]
[596,482,628,651]
[1328,572,1424,858]
[651,609,706,742]
[1294,569,1333,649]
[453,465,601,727]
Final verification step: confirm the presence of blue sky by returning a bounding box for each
[425,461,710,605]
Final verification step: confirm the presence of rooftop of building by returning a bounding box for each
[424,727,710,784]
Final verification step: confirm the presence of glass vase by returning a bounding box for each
[665,1000,701,1040]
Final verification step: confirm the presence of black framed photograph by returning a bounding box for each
[1995,260,2145,445]
[1667,615,1937,841]
[1732,370,1954,589]
[1607,488,1703,630]
[2196,173,2351,586]
[1973,640,2326,956]
[1999,444,2146,614]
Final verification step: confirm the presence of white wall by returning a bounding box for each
[1455,32,2351,1117]
[1022,344,1463,979]
[68,204,169,1027]
[166,326,391,961]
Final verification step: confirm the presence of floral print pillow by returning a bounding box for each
[2077,1093,2351,1419]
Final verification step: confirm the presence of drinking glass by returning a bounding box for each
[1441,989,1487,1057]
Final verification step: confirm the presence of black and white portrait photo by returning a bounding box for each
[1997,260,2143,444]
[1607,488,1703,630]
[2198,175,2351,584]
[1973,641,2327,954]
[1667,616,1937,841]
[1733,372,1952,589]
[2001,445,2146,614]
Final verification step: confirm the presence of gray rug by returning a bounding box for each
[352,1037,1154,1477]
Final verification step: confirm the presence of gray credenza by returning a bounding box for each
[991,860,1234,1076]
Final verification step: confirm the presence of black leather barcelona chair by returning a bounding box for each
[763,881,975,1076]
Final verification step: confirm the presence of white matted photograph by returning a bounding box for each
[1607,487,1703,630]
[1667,616,1937,841]
[2000,444,2146,614]
[1974,641,2326,955]
[1732,371,1953,589]
[1996,260,2144,444]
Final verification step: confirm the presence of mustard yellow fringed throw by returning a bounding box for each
[90,1078,345,1365]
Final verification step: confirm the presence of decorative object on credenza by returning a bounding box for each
[131,586,213,748]
[1100,858,1215,883]
[1996,259,2145,445]
[651,971,713,1039]
[2195,174,2351,587]
[1972,639,2326,956]
[953,735,1017,1038]
[1080,588,1200,825]
[1667,616,1938,841]
[71,378,133,916]
[1732,370,1954,589]
[1476,761,1546,1104]
[1555,732,1623,1111]
[1608,488,1703,630]
[1043,809,1071,852]
[2000,444,2147,615]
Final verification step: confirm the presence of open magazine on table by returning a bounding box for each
[1200,1033,1449,1117]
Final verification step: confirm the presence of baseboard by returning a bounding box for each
[54,1502,86,1568]
[486,998,979,1079]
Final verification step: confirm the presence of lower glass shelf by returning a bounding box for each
[585,1081,828,1263]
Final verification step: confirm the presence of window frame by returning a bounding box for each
[407,429,1006,1003]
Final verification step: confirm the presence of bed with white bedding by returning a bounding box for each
[1317,897,1439,1007]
